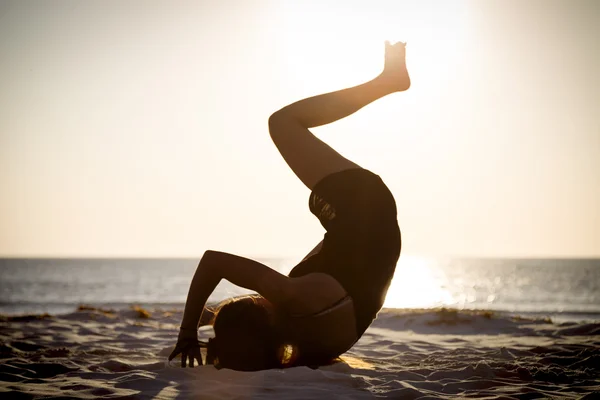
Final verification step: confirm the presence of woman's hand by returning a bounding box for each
[168,330,203,368]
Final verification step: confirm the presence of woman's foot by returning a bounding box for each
[377,41,411,92]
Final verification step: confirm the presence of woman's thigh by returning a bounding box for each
[269,115,360,190]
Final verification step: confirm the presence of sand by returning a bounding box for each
[1,306,598,399]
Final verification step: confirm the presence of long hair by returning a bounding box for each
[207,296,284,371]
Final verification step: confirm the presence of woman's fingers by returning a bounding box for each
[169,342,202,368]
[168,348,180,362]
[189,348,202,368]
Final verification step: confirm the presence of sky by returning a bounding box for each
[1,0,598,259]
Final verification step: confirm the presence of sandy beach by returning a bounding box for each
[1,306,598,399]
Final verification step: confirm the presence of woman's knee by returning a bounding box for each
[268,112,288,139]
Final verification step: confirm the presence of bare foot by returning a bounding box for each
[378,41,411,92]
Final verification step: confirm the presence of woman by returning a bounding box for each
[169,41,410,370]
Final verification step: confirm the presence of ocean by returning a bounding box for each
[1,257,599,322]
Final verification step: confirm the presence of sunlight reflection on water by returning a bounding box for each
[383,257,600,315]
[384,256,455,309]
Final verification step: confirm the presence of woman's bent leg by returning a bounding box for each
[269,41,410,190]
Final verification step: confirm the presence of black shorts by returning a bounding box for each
[289,168,401,337]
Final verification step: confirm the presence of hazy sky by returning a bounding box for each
[1,0,598,258]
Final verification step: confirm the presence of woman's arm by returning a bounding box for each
[179,250,295,333]
[171,250,297,367]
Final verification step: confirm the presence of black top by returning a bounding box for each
[289,168,401,337]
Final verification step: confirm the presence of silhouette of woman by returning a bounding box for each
[169,41,409,370]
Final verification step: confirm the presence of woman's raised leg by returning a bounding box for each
[269,41,411,190]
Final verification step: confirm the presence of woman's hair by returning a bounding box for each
[208,295,284,371]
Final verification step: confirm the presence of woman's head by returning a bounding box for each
[208,296,283,371]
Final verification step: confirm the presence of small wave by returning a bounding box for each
[373,307,600,336]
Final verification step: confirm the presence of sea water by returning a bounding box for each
[1,257,599,322]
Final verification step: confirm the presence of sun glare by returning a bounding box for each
[274,1,472,169]
[277,1,471,92]
[383,256,454,309]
